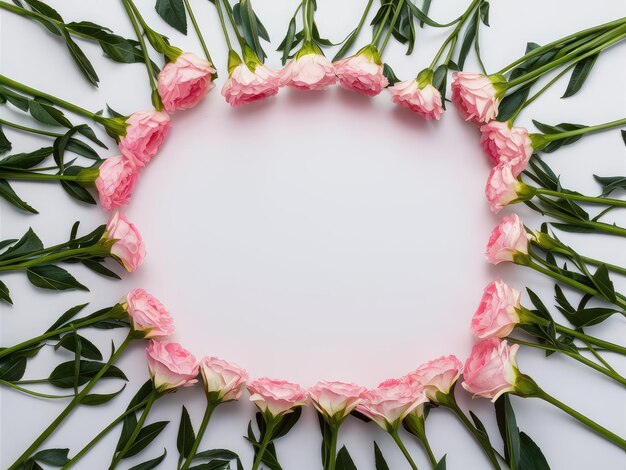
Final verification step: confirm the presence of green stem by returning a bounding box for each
[404,414,437,468]
[534,199,626,237]
[251,418,276,470]
[302,0,312,42]
[542,117,626,142]
[353,0,374,44]
[8,334,134,470]
[180,400,217,470]
[328,423,339,470]
[535,187,626,208]
[371,4,393,46]
[553,324,626,355]
[110,390,159,468]
[61,399,149,469]
[222,0,245,50]
[429,0,481,68]
[536,390,626,448]
[213,0,233,51]
[183,0,214,66]
[379,0,406,55]
[389,430,419,470]
[0,379,77,399]
[0,246,103,272]
[0,172,80,182]
[0,118,62,138]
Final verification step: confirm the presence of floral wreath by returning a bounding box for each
[0,1,624,469]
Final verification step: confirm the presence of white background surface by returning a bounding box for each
[1,0,625,469]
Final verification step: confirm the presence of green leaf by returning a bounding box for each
[0,279,12,304]
[27,265,88,291]
[177,406,196,459]
[66,22,145,65]
[24,0,64,21]
[82,259,121,279]
[495,395,521,468]
[435,455,447,470]
[279,17,297,65]
[479,2,490,26]
[60,25,100,86]
[30,448,70,466]
[458,10,479,70]
[46,303,88,332]
[0,179,38,214]
[0,227,43,260]
[192,449,243,470]
[123,421,170,458]
[0,86,30,111]
[562,54,598,98]
[591,264,616,301]
[432,64,448,107]
[382,63,400,86]
[593,174,626,197]
[128,449,167,470]
[48,359,127,388]
[0,355,27,381]
[374,441,390,470]
[405,1,454,28]
[0,147,53,169]
[271,406,302,440]
[61,180,97,205]
[0,125,11,154]
[29,101,72,128]
[155,0,187,34]
[80,384,126,406]
[335,446,357,470]
[55,332,103,360]
[518,432,551,470]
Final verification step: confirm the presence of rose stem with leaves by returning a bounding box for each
[532,242,626,277]
[332,0,374,61]
[8,333,135,470]
[0,380,78,400]
[377,0,407,56]
[251,417,277,470]
[0,242,110,274]
[531,117,626,150]
[179,400,218,470]
[0,118,66,138]
[404,414,438,467]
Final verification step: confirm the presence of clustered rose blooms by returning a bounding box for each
[334,46,388,97]
[157,52,217,113]
[480,121,532,174]
[95,156,138,211]
[124,288,175,338]
[222,62,281,107]
[118,110,171,168]
[200,356,248,402]
[247,378,308,417]
[485,214,529,265]
[485,163,522,213]
[471,280,522,339]
[308,381,367,422]
[146,340,199,393]
[406,355,463,401]
[451,72,506,123]
[358,378,426,429]
[389,80,444,120]
[105,212,146,272]
[280,51,337,90]
[462,338,520,401]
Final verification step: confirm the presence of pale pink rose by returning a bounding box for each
[200,356,248,402]
[485,163,521,213]
[406,355,463,401]
[157,52,216,112]
[146,340,199,392]
[280,53,337,90]
[480,121,532,175]
[308,381,367,421]
[124,288,174,338]
[118,110,171,168]
[485,214,529,265]
[95,156,138,211]
[106,212,146,272]
[222,63,280,107]
[389,80,444,120]
[462,338,520,401]
[247,378,308,417]
[451,73,505,123]
[471,279,521,339]
[357,378,426,429]
[334,47,388,97]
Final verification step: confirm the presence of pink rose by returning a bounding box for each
[485,214,529,265]
[199,356,248,402]
[157,52,216,112]
[480,121,532,175]
[308,381,367,421]
[106,212,146,272]
[471,279,521,339]
[334,46,388,97]
[451,72,506,124]
[461,338,520,401]
[485,163,522,213]
[247,378,308,417]
[389,80,444,120]
[405,355,463,401]
[146,340,199,392]
[124,288,175,339]
[118,110,171,168]
[94,156,138,211]
[280,52,337,90]
[222,63,280,107]
[357,378,426,429]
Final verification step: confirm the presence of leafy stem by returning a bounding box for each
[251,417,277,470]
[389,429,419,470]
[379,0,406,55]
[179,399,217,470]
[429,0,482,68]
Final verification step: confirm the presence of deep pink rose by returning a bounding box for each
[451,73,506,123]
[146,340,199,393]
[308,381,367,421]
[200,356,248,402]
[480,121,532,175]
[118,110,171,168]
[247,378,308,417]
[124,288,174,339]
[280,52,337,90]
[222,63,280,107]
[157,52,216,112]
[485,163,521,213]
[405,355,463,401]
[357,378,426,429]
[95,156,138,211]
[485,214,528,265]
[471,279,521,339]
[389,80,444,120]
[462,338,520,401]
[106,212,146,272]
[334,46,388,97]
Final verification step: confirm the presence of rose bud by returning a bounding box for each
[485,214,529,265]
[146,340,199,393]
[480,121,532,175]
[157,51,217,112]
[279,43,337,90]
[123,288,175,339]
[247,378,308,418]
[451,72,507,124]
[405,355,463,402]
[105,212,146,272]
[334,45,388,97]
[93,156,138,211]
[222,49,280,107]
[200,356,248,403]
[461,338,521,401]
[118,110,171,168]
[389,69,444,120]
[308,381,367,423]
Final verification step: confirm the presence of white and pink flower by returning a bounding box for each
[471,279,522,339]
[124,288,175,338]
[105,212,146,272]
[451,72,506,124]
[485,214,529,265]
[334,46,388,97]
[146,340,199,393]
[157,52,216,112]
